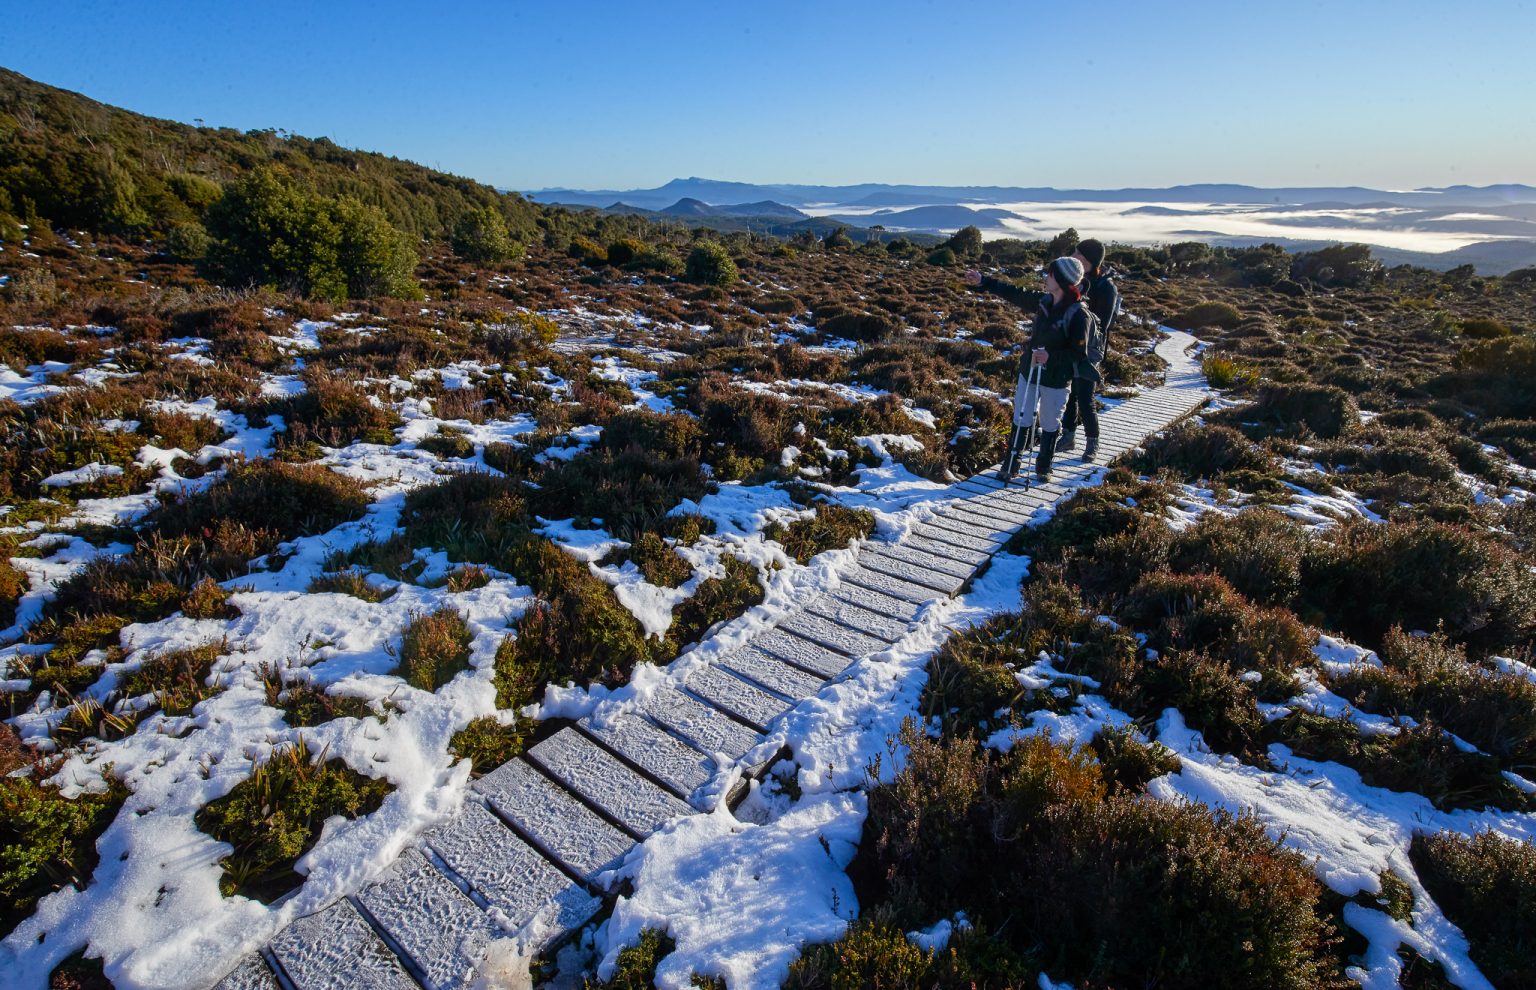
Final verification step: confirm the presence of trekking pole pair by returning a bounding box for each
[998,358,1044,483]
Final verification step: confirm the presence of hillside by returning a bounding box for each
[1,71,1535,990]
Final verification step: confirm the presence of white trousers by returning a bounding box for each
[1014,375,1069,432]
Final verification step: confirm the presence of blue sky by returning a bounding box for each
[5,0,1532,191]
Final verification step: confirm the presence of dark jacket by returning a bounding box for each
[976,275,1087,389]
[1082,267,1120,357]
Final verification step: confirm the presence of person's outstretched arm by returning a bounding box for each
[964,269,1035,310]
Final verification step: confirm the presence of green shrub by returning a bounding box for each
[1089,726,1182,794]
[448,715,528,775]
[685,240,738,287]
[417,427,475,459]
[765,504,876,564]
[1202,353,1260,389]
[785,919,1031,990]
[165,220,211,262]
[921,615,1027,733]
[584,928,676,990]
[194,739,391,901]
[1168,509,1309,608]
[154,458,371,546]
[0,775,127,937]
[0,557,28,628]
[391,607,474,691]
[307,569,394,602]
[925,246,957,266]
[259,664,374,726]
[1171,300,1243,330]
[668,554,763,651]
[601,532,692,587]
[452,206,522,265]
[1410,830,1536,988]
[605,238,646,268]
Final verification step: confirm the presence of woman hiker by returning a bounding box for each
[1055,238,1120,460]
[965,256,1089,484]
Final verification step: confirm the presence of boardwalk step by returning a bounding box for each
[843,562,947,605]
[424,800,602,945]
[911,522,997,555]
[779,607,897,655]
[528,729,692,838]
[213,955,281,990]
[685,664,790,731]
[865,542,975,580]
[856,552,966,596]
[268,898,417,990]
[717,644,825,698]
[356,848,497,990]
[823,583,924,625]
[474,759,631,882]
[641,685,759,760]
[578,710,716,800]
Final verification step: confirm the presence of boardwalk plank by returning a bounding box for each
[356,848,497,990]
[528,729,692,838]
[474,760,631,881]
[268,899,416,990]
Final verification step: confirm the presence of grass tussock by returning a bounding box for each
[194,739,391,902]
[765,503,876,564]
[448,715,529,776]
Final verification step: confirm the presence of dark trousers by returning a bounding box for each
[1061,376,1099,436]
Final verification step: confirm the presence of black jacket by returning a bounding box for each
[977,275,1087,388]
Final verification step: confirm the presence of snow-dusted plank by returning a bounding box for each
[528,728,692,838]
[938,504,1022,537]
[356,848,496,990]
[923,512,1012,545]
[779,607,897,653]
[910,522,997,555]
[268,898,416,990]
[641,685,759,760]
[856,551,966,596]
[424,801,600,943]
[897,533,993,570]
[717,644,826,699]
[473,759,632,881]
[685,665,789,731]
[825,580,925,623]
[864,542,975,580]
[804,591,914,642]
[579,711,715,798]
[841,562,948,605]
[950,496,1035,526]
[213,955,281,990]
[756,625,861,674]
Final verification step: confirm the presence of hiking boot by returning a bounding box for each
[1036,431,1057,483]
[1083,435,1100,462]
[1055,429,1077,452]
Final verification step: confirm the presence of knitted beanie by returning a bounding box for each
[1050,256,1085,291]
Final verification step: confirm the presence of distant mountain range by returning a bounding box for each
[528,176,1536,212]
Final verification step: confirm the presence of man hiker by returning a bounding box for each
[965,256,1091,484]
[1056,238,1120,460]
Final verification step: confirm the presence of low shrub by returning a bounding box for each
[116,639,228,717]
[584,928,677,990]
[1089,726,1182,794]
[1247,383,1361,439]
[667,554,764,651]
[391,608,474,692]
[1202,353,1260,389]
[1301,519,1536,653]
[922,615,1028,734]
[448,715,528,775]
[417,427,475,459]
[685,240,738,288]
[1171,300,1243,330]
[0,774,127,937]
[850,723,1344,989]
[194,740,391,901]
[1130,423,1275,479]
[307,569,394,602]
[1459,317,1513,339]
[785,918,1030,990]
[764,503,876,564]
[1168,508,1310,607]
[153,459,371,546]
[181,577,238,619]
[1326,628,1536,770]
[1410,830,1536,989]
[1272,712,1531,812]
[600,532,692,587]
[259,664,374,726]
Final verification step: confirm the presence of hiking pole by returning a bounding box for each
[998,358,1044,483]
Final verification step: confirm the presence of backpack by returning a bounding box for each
[1087,274,1120,363]
[1060,301,1105,365]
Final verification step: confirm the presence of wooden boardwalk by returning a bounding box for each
[214,331,1207,990]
